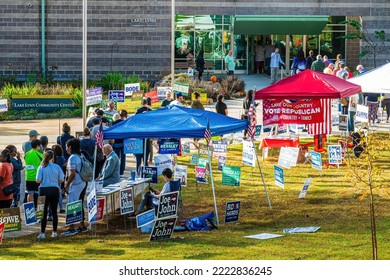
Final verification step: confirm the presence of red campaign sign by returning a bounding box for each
[145,91,159,104]
[0,222,4,244]
[263,99,323,125]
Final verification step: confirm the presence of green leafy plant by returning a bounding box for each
[99,72,125,91]
[338,19,390,67]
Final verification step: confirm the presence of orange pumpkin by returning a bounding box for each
[210,76,218,83]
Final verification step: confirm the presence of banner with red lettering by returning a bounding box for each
[145,91,159,104]
[263,99,323,125]
[0,222,4,244]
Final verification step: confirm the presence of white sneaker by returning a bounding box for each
[51,231,58,238]
[37,233,46,239]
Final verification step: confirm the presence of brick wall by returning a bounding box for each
[1,0,389,81]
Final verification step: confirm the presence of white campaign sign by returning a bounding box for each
[125,83,140,97]
[0,99,8,112]
[278,147,299,169]
[242,140,256,167]
[87,187,97,223]
[174,165,188,187]
[355,105,369,122]
[154,154,173,175]
[299,178,312,199]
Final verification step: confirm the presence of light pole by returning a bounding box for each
[82,0,87,128]
[171,0,175,87]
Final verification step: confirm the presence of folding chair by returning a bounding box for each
[169,179,184,219]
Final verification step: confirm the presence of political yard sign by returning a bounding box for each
[218,155,226,172]
[87,187,97,223]
[154,154,173,175]
[224,201,241,224]
[150,216,177,242]
[0,207,21,232]
[125,83,140,97]
[274,165,285,189]
[311,151,322,171]
[195,166,207,184]
[36,196,46,222]
[174,165,188,187]
[159,138,180,154]
[328,145,342,165]
[299,178,312,199]
[0,222,4,244]
[222,166,241,187]
[156,192,179,219]
[242,140,256,167]
[109,90,125,102]
[212,140,228,154]
[143,166,158,184]
[120,188,135,215]
[182,142,191,155]
[89,198,105,223]
[65,200,83,226]
[356,105,369,122]
[136,209,155,228]
[23,202,37,226]
[124,138,143,154]
[86,87,103,106]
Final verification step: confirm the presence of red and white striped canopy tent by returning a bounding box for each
[254,70,362,135]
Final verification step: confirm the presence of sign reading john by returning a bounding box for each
[156,191,179,219]
[0,207,21,232]
[109,90,125,102]
[65,200,83,226]
[150,216,177,242]
[120,188,135,215]
[224,201,241,224]
[159,138,180,154]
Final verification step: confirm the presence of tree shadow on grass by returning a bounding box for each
[84,248,126,256]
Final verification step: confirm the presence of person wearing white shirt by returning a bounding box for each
[170,92,184,106]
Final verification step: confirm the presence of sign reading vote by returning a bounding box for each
[224,201,241,224]
[23,202,37,226]
[159,138,180,154]
[65,200,83,226]
[136,209,155,228]
[311,151,322,171]
[299,178,312,199]
[143,167,158,184]
[156,192,179,219]
[0,207,21,232]
[124,138,143,154]
[274,165,285,189]
[328,145,342,165]
[120,188,134,215]
[222,166,241,187]
[109,90,125,102]
[90,198,105,223]
[87,187,97,223]
[150,216,177,242]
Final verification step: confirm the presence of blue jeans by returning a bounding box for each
[348,111,356,132]
[137,192,158,212]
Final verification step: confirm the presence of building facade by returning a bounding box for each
[1,0,389,81]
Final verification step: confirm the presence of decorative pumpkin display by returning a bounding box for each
[210,76,218,83]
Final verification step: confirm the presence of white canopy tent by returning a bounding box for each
[349,62,390,94]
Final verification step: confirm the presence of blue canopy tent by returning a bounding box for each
[103,106,248,225]
[103,106,248,139]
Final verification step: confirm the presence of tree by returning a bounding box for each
[338,19,390,67]
[347,131,388,259]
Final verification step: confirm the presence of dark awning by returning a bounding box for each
[234,15,329,35]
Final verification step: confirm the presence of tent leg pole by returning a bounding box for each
[252,139,272,209]
[207,145,219,226]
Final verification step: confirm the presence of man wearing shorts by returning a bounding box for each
[24,139,43,207]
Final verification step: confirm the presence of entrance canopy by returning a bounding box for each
[234,15,329,35]
[103,106,248,140]
[255,70,362,100]
[349,62,390,94]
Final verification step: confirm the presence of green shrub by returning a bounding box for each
[99,72,125,91]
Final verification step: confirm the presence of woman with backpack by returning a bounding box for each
[61,138,88,236]
[36,150,65,239]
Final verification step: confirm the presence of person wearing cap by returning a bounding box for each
[23,130,40,154]
[170,92,184,106]
[86,109,104,129]
[160,90,173,107]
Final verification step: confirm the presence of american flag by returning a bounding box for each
[96,121,104,149]
[308,98,332,135]
[247,103,256,140]
[204,120,211,145]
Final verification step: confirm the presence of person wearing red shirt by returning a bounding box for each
[0,149,14,208]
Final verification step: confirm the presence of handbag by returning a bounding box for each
[2,184,17,196]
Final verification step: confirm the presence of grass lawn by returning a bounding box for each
[1,135,389,260]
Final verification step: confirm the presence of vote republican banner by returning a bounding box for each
[263,99,323,125]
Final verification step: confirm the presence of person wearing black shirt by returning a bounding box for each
[215,94,228,116]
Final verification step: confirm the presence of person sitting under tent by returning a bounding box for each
[137,168,178,213]
[96,144,120,187]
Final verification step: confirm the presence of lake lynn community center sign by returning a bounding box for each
[11,95,77,113]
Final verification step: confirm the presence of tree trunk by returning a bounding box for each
[370,187,378,260]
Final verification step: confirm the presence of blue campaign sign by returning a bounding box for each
[274,165,285,188]
[120,188,134,215]
[124,138,143,154]
[23,202,37,226]
[311,151,322,171]
[136,209,155,228]
[143,166,158,184]
[159,138,180,154]
[109,90,125,102]
[255,125,262,136]
[328,145,342,165]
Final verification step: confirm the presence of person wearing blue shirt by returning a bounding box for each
[36,150,65,239]
[97,144,120,187]
[270,48,285,84]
